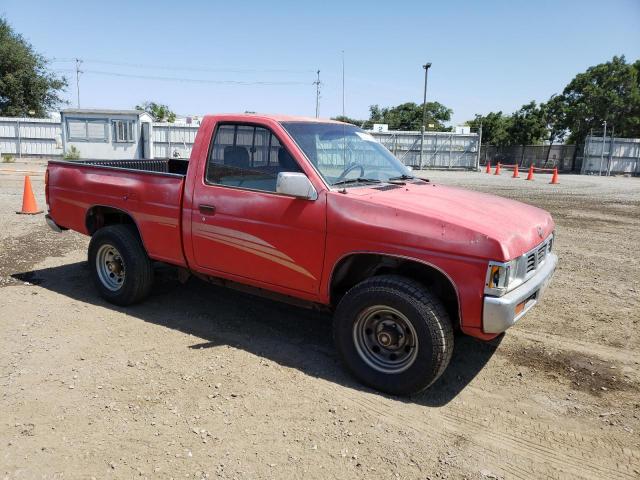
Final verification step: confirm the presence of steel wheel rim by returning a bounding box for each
[96,244,126,291]
[353,305,418,374]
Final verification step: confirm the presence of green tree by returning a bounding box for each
[541,95,567,145]
[135,101,176,122]
[508,101,548,164]
[332,115,370,128]
[0,17,67,116]
[466,111,512,146]
[539,95,568,165]
[557,55,640,143]
[368,101,452,131]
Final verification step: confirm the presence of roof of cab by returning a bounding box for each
[202,113,347,124]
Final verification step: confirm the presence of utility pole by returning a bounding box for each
[599,120,607,176]
[314,70,321,118]
[476,121,483,171]
[607,124,614,176]
[75,58,83,108]
[419,62,432,169]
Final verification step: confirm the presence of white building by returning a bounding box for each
[60,109,154,160]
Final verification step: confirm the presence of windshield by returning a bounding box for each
[281,122,412,186]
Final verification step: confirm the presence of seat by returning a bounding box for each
[277,147,300,172]
[224,146,250,168]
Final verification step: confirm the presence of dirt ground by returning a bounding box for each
[1,161,639,479]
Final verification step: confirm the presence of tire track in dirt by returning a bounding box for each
[511,330,640,368]
[319,383,639,479]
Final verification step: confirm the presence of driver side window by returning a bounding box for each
[206,124,302,192]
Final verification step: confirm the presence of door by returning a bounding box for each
[141,122,151,159]
[191,123,326,294]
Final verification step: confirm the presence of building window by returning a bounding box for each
[66,118,108,142]
[113,120,135,143]
[206,123,302,193]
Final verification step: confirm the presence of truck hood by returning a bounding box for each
[327,181,555,261]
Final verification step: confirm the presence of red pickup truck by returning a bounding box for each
[45,114,557,395]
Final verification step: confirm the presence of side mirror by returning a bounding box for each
[276,172,318,200]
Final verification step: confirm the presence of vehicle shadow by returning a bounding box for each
[12,261,501,407]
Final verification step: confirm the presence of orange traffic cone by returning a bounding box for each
[550,168,559,184]
[16,176,43,215]
[494,162,501,175]
[526,165,534,180]
[485,161,491,174]
[512,164,520,178]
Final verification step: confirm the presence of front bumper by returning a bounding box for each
[483,253,558,334]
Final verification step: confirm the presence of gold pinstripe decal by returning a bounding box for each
[193,225,316,280]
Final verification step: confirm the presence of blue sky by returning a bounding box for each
[2,0,639,124]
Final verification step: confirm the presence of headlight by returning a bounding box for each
[485,260,517,296]
[485,233,554,297]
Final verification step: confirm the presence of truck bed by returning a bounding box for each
[72,158,190,176]
[47,159,188,267]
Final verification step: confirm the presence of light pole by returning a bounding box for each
[419,62,432,169]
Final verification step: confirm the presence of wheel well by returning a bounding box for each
[330,254,460,328]
[86,206,138,237]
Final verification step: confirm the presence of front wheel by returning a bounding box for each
[333,275,454,395]
[88,225,154,306]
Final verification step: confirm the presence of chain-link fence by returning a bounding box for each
[480,144,579,171]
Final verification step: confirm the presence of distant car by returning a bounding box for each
[45,114,557,395]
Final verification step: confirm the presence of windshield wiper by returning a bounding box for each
[388,174,415,181]
[332,177,382,187]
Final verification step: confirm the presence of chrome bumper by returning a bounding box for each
[45,214,63,233]
[483,253,558,334]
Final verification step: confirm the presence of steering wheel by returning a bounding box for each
[334,163,365,183]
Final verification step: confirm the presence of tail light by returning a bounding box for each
[45,169,49,206]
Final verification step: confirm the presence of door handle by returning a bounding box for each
[198,204,216,215]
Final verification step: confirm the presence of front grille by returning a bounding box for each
[537,244,547,263]
[525,235,552,274]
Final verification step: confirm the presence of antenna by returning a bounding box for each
[313,70,321,118]
[341,51,346,167]
[341,50,345,118]
[75,58,83,108]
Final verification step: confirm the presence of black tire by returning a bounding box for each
[88,225,154,306]
[333,275,454,396]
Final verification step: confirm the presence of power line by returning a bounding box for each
[52,57,314,74]
[82,69,309,85]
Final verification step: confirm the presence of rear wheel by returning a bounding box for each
[88,225,153,306]
[333,275,454,395]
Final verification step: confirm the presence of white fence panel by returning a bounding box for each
[152,123,199,159]
[582,135,640,175]
[0,117,481,170]
[0,117,62,157]
[371,131,480,169]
